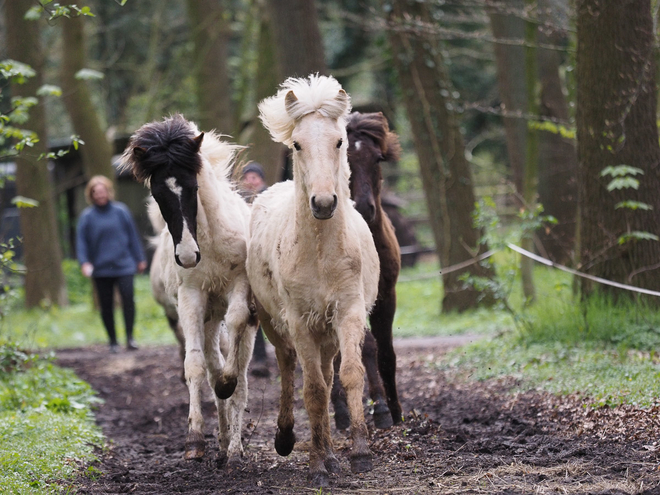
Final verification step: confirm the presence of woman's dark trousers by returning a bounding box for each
[93,275,135,346]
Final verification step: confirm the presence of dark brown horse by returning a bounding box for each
[331,112,403,429]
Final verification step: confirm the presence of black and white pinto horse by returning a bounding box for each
[121,114,257,465]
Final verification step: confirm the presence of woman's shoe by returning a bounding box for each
[127,339,139,351]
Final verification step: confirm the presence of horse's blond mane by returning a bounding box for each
[199,129,243,182]
[258,74,352,146]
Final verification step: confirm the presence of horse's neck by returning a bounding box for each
[195,165,225,242]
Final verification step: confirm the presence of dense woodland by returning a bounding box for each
[1,0,659,312]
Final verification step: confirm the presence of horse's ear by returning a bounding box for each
[133,146,147,159]
[193,132,204,152]
[285,91,298,116]
[336,89,349,109]
[376,112,390,132]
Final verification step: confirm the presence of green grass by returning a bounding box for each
[395,253,660,408]
[0,343,103,493]
[1,261,177,350]
[393,256,514,338]
[445,338,660,408]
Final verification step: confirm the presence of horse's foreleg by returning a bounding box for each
[330,353,350,430]
[297,337,333,487]
[216,281,253,400]
[338,311,373,474]
[370,287,402,425]
[273,342,297,457]
[362,329,393,429]
[202,320,230,460]
[320,344,341,475]
[224,316,257,466]
[178,287,209,460]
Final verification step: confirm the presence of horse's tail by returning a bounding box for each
[200,130,243,182]
[146,196,166,249]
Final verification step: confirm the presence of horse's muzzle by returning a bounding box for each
[311,194,338,220]
[175,250,201,268]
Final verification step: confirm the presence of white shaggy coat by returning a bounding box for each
[247,75,380,484]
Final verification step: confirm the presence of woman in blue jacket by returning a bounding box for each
[76,175,147,353]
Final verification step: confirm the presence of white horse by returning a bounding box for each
[247,75,380,486]
[121,114,257,465]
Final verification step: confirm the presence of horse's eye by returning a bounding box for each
[378,154,385,162]
[336,138,343,149]
[293,141,301,151]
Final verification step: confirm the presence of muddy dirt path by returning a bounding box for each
[56,336,660,494]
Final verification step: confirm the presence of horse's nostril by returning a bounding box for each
[311,196,317,210]
[332,195,338,210]
[195,252,201,264]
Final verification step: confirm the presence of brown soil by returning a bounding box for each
[56,336,660,494]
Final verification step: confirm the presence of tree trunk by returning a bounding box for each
[536,0,577,264]
[576,0,660,297]
[521,0,539,303]
[265,0,327,78]
[60,4,115,181]
[5,0,67,307]
[487,0,528,194]
[185,0,233,134]
[385,0,495,312]
[242,5,287,185]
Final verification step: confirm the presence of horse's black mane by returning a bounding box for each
[122,114,203,183]
[346,112,401,162]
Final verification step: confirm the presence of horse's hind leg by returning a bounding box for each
[370,287,402,425]
[362,330,393,429]
[179,287,209,460]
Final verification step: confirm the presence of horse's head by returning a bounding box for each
[121,114,204,268]
[259,75,352,220]
[346,112,401,224]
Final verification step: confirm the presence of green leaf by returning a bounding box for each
[0,60,36,82]
[24,7,43,21]
[614,201,652,211]
[79,6,95,17]
[601,165,644,177]
[75,69,104,81]
[11,196,39,209]
[607,177,639,191]
[618,231,659,245]
[36,85,62,97]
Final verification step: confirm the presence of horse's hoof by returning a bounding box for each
[226,454,245,469]
[184,431,206,460]
[350,453,373,473]
[324,454,341,474]
[214,375,237,400]
[308,469,330,488]
[274,427,296,456]
[390,405,404,425]
[333,407,350,430]
[373,402,394,429]
[215,452,227,468]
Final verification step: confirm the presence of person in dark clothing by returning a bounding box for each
[239,162,270,377]
[76,175,147,353]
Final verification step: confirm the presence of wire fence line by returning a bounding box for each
[398,243,660,298]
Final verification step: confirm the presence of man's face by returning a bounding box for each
[242,171,265,192]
